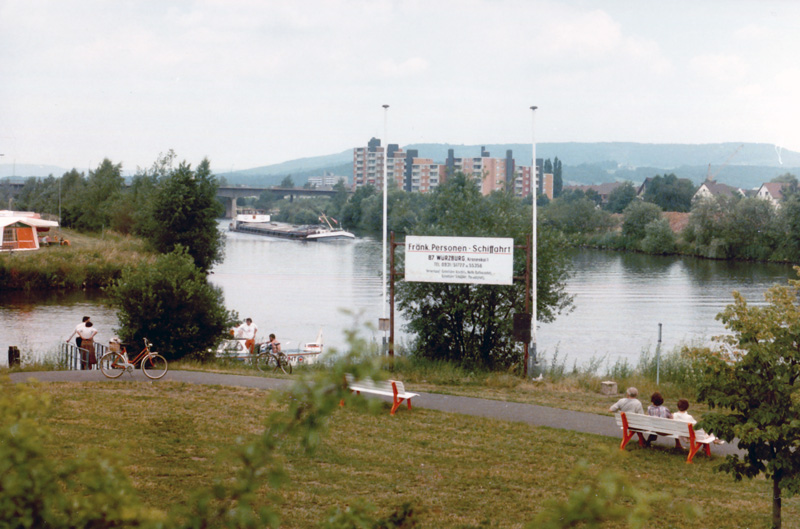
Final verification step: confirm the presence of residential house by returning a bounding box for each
[755,182,789,207]
[692,180,745,202]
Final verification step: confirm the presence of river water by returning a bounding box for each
[1,224,796,368]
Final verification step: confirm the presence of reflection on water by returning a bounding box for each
[1,230,797,368]
[209,228,385,354]
[0,289,119,363]
[536,249,795,368]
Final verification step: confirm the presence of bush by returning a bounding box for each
[109,247,236,360]
[640,218,676,254]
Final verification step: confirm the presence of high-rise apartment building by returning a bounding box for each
[353,139,542,198]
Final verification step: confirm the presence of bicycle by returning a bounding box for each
[99,338,169,380]
[256,343,292,375]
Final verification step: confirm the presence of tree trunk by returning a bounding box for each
[773,475,781,529]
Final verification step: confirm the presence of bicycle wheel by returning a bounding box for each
[99,352,125,379]
[276,354,292,375]
[141,354,168,379]
[256,353,273,372]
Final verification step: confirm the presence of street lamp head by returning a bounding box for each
[530,105,538,111]
[383,104,390,109]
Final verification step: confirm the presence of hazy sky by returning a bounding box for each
[2,0,799,173]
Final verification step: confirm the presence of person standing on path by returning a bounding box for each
[609,387,644,414]
[235,318,258,355]
[76,321,98,370]
[66,316,90,349]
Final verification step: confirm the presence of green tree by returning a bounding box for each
[280,175,295,188]
[643,173,695,212]
[341,184,377,230]
[542,197,614,235]
[621,200,662,243]
[584,188,602,207]
[684,195,735,259]
[396,173,572,369]
[723,197,778,260]
[605,182,637,213]
[144,158,224,272]
[83,159,125,230]
[693,270,800,529]
[552,157,563,198]
[110,247,235,361]
[328,178,349,218]
[640,218,676,254]
[777,195,800,261]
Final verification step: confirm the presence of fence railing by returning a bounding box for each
[60,342,108,370]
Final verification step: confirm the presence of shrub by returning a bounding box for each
[109,247,237,360]
[640,218,676,254]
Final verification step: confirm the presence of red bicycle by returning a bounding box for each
[99,338,168,379]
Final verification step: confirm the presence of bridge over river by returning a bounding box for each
[216,186,348,218]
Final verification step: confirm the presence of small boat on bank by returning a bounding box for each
[229,213,354,241]
[215,329,323,366]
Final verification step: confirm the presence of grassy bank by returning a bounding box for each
[0,229,155,290]
[26,380,799,528]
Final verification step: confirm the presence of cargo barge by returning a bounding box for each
[229,214,355,241]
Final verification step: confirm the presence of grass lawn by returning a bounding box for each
[33,380,799,528]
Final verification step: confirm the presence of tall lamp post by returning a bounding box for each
[529,105,539,378]
[381,104,390,350]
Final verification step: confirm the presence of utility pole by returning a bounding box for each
[529,105,539,378]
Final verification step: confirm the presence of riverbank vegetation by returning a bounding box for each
[541,174,800,263]
[0,228,155,290]
[5,152,234,359]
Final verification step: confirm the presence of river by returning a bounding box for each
[1,225,796,368]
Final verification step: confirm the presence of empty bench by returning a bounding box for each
[615,412,721,464]
[344,373,419,415]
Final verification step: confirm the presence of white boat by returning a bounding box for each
[305,214,355,241]
[214,331,322,366]
[302,328,323,354]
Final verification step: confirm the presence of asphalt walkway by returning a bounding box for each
[8,369,742,457]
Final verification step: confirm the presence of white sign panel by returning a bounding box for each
[405,236,514,285]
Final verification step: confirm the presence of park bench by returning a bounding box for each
[344,373,419,415]
[615,412,721,464]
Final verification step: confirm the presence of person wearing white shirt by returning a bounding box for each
[66,316,91,348]
[235,318,258,355]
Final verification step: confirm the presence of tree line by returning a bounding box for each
[10,151,236,360]
[539,173,800,262]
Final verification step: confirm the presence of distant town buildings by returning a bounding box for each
[353,138,544,197]
[307,171,344,188]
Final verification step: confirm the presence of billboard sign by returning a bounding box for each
[404,235,514,285]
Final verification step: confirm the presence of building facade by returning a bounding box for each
[353,139,541,197]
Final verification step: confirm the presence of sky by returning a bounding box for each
[2,0,800,174]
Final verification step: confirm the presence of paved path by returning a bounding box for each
[9,369,742,457]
